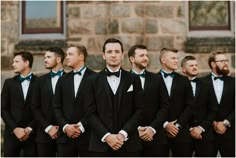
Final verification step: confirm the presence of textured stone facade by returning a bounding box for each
[1,1,235,88]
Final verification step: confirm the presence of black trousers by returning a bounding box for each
[4,134,36,157]
[37,141,57,157]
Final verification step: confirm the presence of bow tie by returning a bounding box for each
[161,70,175,78]
[105,68,120,77]
[50,70,63,78]
[191,78,197,83]
[131,70,145,78]
[19,74,32,82]
[214,76,224,81]
[74,66,86,76]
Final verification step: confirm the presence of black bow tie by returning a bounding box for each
[19,74,32,82]
[131,70,145,78]
[161,70,175,78]
[214,76,224,81]
[191,78,197,83]
[50,70,63,78]
[105,68,120,77]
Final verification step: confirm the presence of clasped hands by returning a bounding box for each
[189,126,203,139]
[212,121,227,135]
[165,120,179,138]
[105,133,125,151]
[64,124,81,139]
[138,126,155,141]
[13,127,32,142]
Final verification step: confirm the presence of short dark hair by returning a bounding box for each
[46,47,65,63]
[103,38,124,53]
[14,51,33,68]
[128,45,147,58]
[68,44,88,61]
[181,55,196,67]
[208,51,225,69]
[159,47,178,63]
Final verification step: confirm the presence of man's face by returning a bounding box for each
[103,43,124,68]
[161,51,179,71]
[182,60,199,77]
[65,47,80,68]
[214,54,229,76]
[130,48,149,70]
[12,55,28,73]
[44,51,58,69]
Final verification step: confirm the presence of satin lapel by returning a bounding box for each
[195,79,201,100]
[46,73,54,95]
[220,77,228,104]
[102,70,113,106]
[207,75,219,105]
[143,71,151,92]
[75,69,88,100]
[117,69,126,112]
[25,75,36,103]
[15,76,25,103]
[170,73,177,98]
[157,71,170,99]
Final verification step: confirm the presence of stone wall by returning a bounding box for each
[1,1,235,88]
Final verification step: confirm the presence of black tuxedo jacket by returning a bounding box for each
[53,68,95,143]
[84,68,143,152]
[201,74,235,140]
[1,74,37,136]
[31,71,66,143]
[139,71,169,143]
[191,77,216,141]
[157,71,194,143]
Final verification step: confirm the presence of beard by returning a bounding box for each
[186,70,198,78]
[134,61,147,70]
[216,65,229,76]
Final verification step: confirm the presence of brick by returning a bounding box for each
[110,4,130,17]
[146,19,158,33]
[122,19,143,33]
[95,20,107,34]
[145,5,174,18]
[146,36,174,51]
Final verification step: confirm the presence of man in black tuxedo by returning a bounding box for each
[201,51,235,156]
[181,55,216,156]
[31,47,65,156]
[1,52,37,156]
[157,48,194,156]
[53,45,95,157]
[128,44,169,156]
[84,38,143,156]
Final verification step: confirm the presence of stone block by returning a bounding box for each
[81,5,107,18]
[68,7,80,18]
[86,54,105,71]
[1,56,13,70]
[95,20,107,34]
[108,19,118,34]
[145,36,174,51]
[1,22,18,39]
[122,19,143,33]
[175,36,186,50]
[147,53,161,71]
[135,36,144,45]
[146,19,158,33]
[135,5,144,17]
[110,4,130,17]
[145,5,174,18]
[231,54,235,68]
[68,20,93,36]
[160,19,186,33]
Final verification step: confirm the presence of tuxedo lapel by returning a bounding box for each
[75,70,87,100]
[170,74,177,98]
[143,71,151,92]
[25,75,36,103]
[101,70,113,107]
[220,77,228,104]
[117,69,126,112]
[15,76,25,103]
[195,79,201,100]
[46,74,54,95]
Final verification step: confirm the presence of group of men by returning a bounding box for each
[1,38,235,157]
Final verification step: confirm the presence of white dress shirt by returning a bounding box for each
[161,70,173,97]
[132,69,145,89]
[190,77,197,97]
[211,73,224,104]
[20,73,32,100]
[51,70,63,94]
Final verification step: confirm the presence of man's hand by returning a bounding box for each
[105,134,124,150]
[13,127,27,141]
[213,121,227,134]
[189,127,202,139]
[138,126,146,137]
[139,127,154,141]
[48,126,59,139]
[165,120,179,138]
[116,133,125,142]
[64,124,81,138]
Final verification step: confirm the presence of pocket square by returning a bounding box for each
[127,84,133,92]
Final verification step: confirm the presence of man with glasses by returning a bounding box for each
[202,51,235,156]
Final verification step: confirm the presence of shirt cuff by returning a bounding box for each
[77,122,85,133]
[62,124,69,133]
[45,125,53,133]
[101,132,111,142]
[148,126,156,134]
[119,130,128,141]
[27,127,33,132]
[163,121,169,128]
[198,126,205,132]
